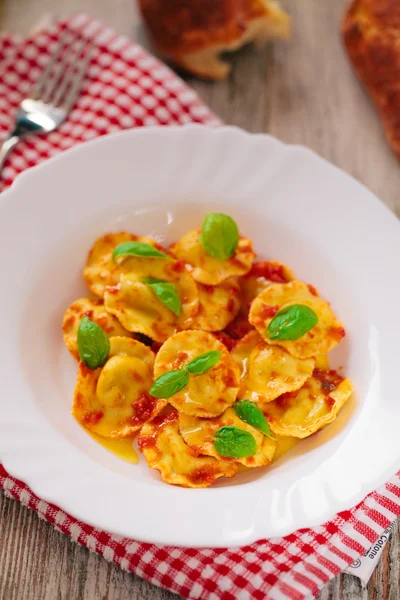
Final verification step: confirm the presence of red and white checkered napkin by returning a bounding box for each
[0,14,399,600]
[0,14,219,191]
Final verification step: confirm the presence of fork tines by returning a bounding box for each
[32,30,94,111]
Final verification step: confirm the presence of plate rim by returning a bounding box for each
[0,124,399,547]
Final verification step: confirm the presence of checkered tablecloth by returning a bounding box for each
[0,13,399,600]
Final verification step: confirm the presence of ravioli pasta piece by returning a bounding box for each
[188,278,241,332]
[249,280,345,358]
[231,331,315,407]
[264,370,353,438]
[169,228,255,285]
[227,261,294,339]
[83,232,163,297]
[119,256,199,324]
[72,337,165,438]
[179,408,276,468]
[105,275,177,342]
[62,297,133,360]
[154,330,240,417]
[104,258,199,342]
[138,410,237,487]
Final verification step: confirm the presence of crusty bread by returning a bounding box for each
[342,0,400,160]
[138,0,291,80]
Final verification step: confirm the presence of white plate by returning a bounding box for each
[0,125,399,548]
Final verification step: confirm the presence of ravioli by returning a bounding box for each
[169,228,255,285]
[62,297,132,360]
[138,410,237,487]
[188,278,241,332]
[67,214,355,488]
[154,330,240,417]
[249,280,345,358]
[227,261,294,339]
[179,407,276,468]
[72,337,165,438]
[264,370,353,438]
[83,232,163,297]
[231,331,315,407]
[104,258,199,342]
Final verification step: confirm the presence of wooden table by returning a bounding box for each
[0,1,399,598]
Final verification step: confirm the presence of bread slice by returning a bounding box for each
[342,0,400,160]
[139,0,291,80]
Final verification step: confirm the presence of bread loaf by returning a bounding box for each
[138,0,290,80]
[342,0,400,160]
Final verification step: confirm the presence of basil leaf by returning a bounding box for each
[113,241,168,261]
[268,304,318,341]
[143,277,182,316]
[234,400,276,440]
[77,316,110,370]
[214,426,257,458]
[150,369,189,398]
[200,213,239,261]
[186,350,221,375]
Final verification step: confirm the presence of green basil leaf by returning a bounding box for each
[143,277,182,316]
[77,316,110,370]
[268,304,318,341]
[112,241,168,261]
[186,350,221,375]
[150,369,189,399]
[214,426,257,458]
[200,213,239,261]
[234,400,276,440]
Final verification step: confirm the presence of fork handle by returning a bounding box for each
[0,135,20,178]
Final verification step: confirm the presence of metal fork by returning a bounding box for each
[0,32,93,177]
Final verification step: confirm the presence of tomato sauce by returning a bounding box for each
[259,304,279,319]
[63,315,75,328]
[82,411,104,426]
[313,368,344,395]
[138,410,178,452]
[275,391,297,409]
[105,284,120,294]
[96,315,115,334]
[222,369,238,388]
[137,435,157,450]
[201,284,214,294]
[151,410,179,427]
[227,298,236,313]
[225,317,253,340]
[80,363,93,378]
[230,256,246,268]
[334,326,346,340]
[247,261,287,283]
[307,284,318,297]
[213,331,236,351]
[188,466,219,486]
[324,396,336,409]
[170,259,185,273]
[238,239,253,253]
[132,394,156,425]
[151,340,162,353]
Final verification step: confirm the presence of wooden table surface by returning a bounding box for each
[0,0,399,598]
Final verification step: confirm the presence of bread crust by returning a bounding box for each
[342,0,400,160]
[138,0,290,79]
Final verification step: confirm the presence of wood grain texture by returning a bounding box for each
[0,0,399,598]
